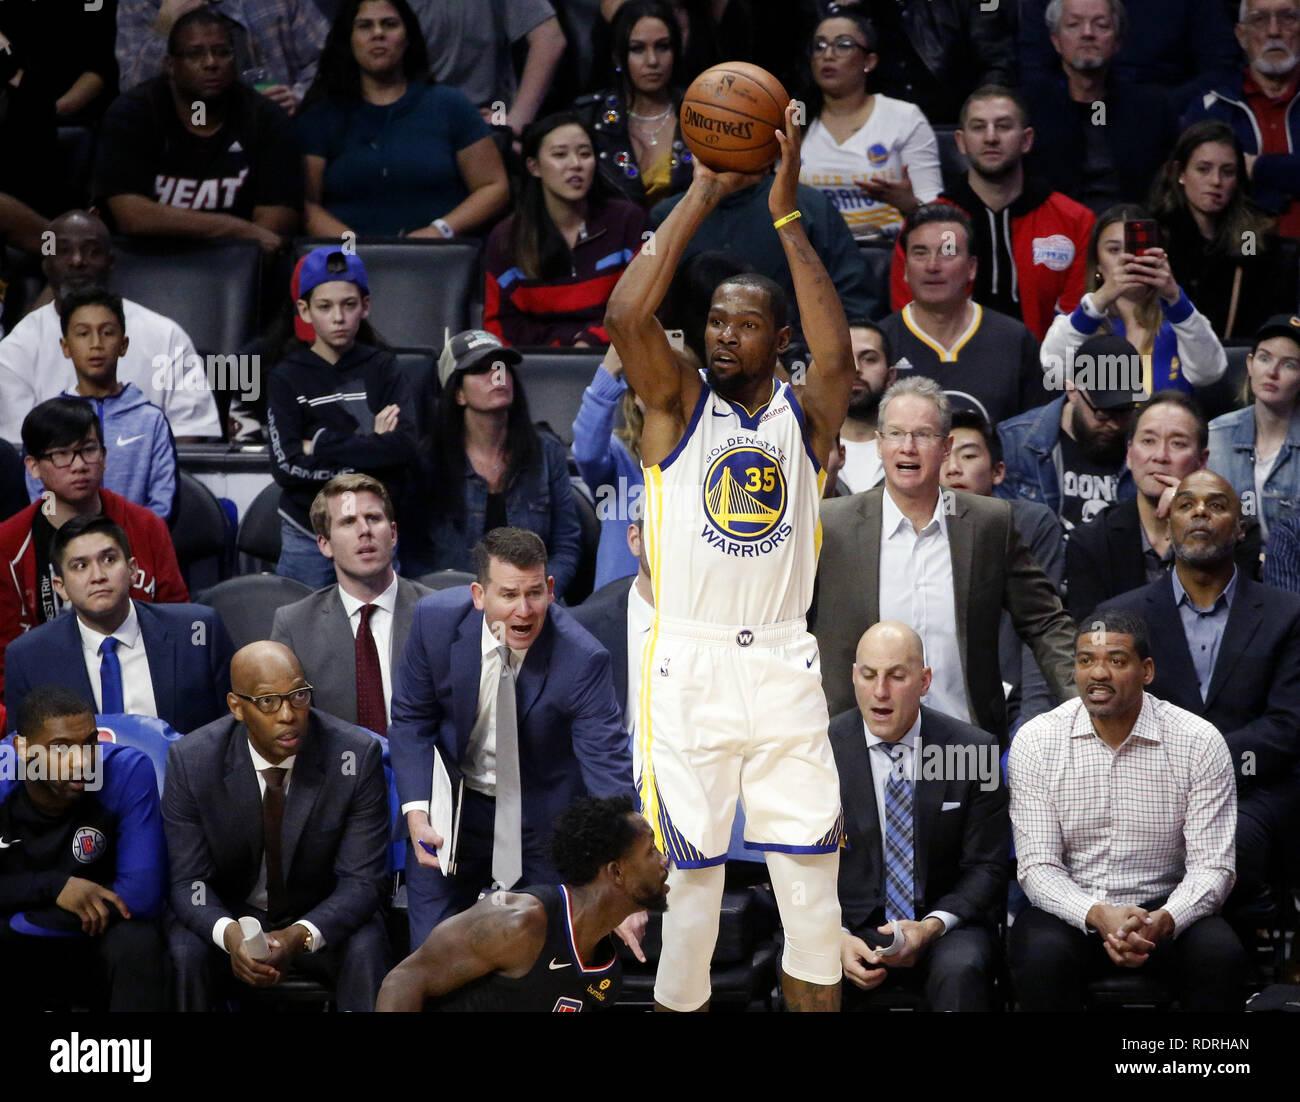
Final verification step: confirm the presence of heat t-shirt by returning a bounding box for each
[94,77,302,221]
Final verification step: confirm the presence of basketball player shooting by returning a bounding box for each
[604,100,854,1012]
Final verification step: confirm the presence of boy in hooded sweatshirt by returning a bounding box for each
[265,247,419,588]
[25,289,176,519]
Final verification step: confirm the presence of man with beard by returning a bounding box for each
[1097,471,1300,937]
[995,333,1140,534]
[1183,0,1300,241]
[887,86,1095,343]
[94,8,300,251]
[376,796,667,1012]
[837,321,896,494]
[0,210,221,444]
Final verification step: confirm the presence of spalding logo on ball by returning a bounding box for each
[679,62,790,174]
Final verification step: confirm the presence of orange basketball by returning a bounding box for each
[679,62,790,174]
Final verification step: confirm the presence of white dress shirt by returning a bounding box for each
[625,581,653,736]
[461,618,530,798]
[337,573,399,723]
[878,488,970,722]
[211,740,324,953]
[76,602,159,718]
[862,712,959,933]
[1008,695,1237,936]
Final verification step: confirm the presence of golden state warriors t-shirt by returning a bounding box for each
[800,95,943,238]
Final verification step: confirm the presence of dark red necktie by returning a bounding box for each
[356,604,387,734]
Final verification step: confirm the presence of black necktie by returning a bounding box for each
[261,767,288,921]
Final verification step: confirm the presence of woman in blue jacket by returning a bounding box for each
[407,331,582,597]
[1208,315,1300,541]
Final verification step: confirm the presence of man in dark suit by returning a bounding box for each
[389,527,633,948]
[163,640,391,1011]
[811,377,1078,744]
[271,474,430,733]
[832,622,1009,1011]
[1097,470,1300,924]
[1068,391,1261,619]
[3,513,232,733]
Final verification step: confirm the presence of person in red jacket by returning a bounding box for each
[0,397,187,691]
[888,85,1094,341]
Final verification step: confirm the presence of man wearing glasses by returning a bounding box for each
[812,375,1077,745]
[0,397,188,697]
[96,7,301,253]
[1184,0,1300,241]
[163,639,391,1010]
[996,333,1142,534]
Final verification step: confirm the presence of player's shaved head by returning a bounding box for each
[855,621,925,668]
[230,640,304,694]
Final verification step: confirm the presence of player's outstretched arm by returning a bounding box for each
[605,159,764,464]
[769,101,853,469]
[375,893,546,1011]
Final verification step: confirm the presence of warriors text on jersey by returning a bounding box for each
[643,378,825,626]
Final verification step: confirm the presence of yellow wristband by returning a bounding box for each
[773,210,802,229]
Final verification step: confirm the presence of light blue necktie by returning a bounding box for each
[99,637,124,714]
[875,742,915,923]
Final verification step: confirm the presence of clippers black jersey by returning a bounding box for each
[429,885,622,1012]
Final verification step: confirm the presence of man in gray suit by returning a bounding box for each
[272,474,430,734]
[810,377,1077,744]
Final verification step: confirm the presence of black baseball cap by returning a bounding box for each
[1072,334,1144,410]
[1252,314,1300,351]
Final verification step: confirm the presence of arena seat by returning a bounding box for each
[857,240,894,321]
[391,347,439,435]
[1084,973,1176,1011]
[292,238,480,350]
[170,470,233,591]
[514,348,605,446]
[195,574,314,649]
[237,481,283,569]
[1193,342,1249,422]
[566,480,599,606]
[93,714,183,795]
[414,569,475,590]
[933,125,968,194]
[110,237,262,356]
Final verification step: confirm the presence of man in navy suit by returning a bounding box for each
[1097,470,1300,927]
[389,527,633,947]
[3,513,232,733]
[830,622,1009,1012]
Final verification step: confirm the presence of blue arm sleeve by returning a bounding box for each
[147,411,178,520]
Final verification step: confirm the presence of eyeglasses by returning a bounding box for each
[1077,392,1136,421]
[810,36,870,57]
[176,45,236,62]
[39,442,105,468]
[233,686,315,714]
[880,428,946,446]
[1241,9,1300,30]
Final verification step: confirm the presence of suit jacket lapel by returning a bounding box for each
[1205,581,1263,707]
[58,613,97,704]
[281,716,326,874]
[1147,581,1200,702]
[913,712,948,903]
[451,612,482,758]
[945,492,974,694]
[224,723,265,880]
[390,579,419,668]
[317,590,358,720]
[832,716,883,881]
[137,603,177,723]
[516,616,554,722]
[861,490,883,625]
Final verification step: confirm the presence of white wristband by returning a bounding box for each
[432,218,454,239]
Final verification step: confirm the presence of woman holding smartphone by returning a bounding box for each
[1039,203,1227,394]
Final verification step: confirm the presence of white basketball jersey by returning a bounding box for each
[642,378,826,626]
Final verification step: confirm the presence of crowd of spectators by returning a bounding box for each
[0,0,1298,1012]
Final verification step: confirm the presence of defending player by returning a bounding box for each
[604,101,855,1012]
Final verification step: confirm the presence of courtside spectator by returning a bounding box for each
[996,334,1140,532]
[1182,0,1300,241]
[0,398,188,694]
[403,331,582,597]
[484,113,646,346]
[572,346,643,588]
[1020,0,1238,113]
[0,441,24,520]
[117,0,328,114]
[96,9,302,252]
[1024,0,1177,212]
[887,86,1095,342]
[879,204,1047,427]
[411,0,566,137]
[1150,121,1292,340]
[1040,204,1228,394]
[21,290,175,520]
[266,247,419,589]
[1263,508,1300,590]
[1068,390,1263,619]
[798,9,942,241]
[299,0,508,239]
[0,686,167,1011]
[0,211,221,444]
[575,1,693,208]
[1208,314,1300,541]
[836,320,895,493]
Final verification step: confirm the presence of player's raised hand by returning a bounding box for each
[768,101,804,224]
[690,154,766,200]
